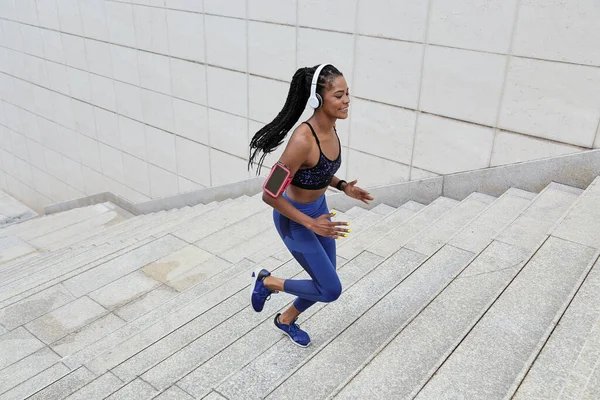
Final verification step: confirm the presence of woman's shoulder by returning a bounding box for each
[289,123,314,146]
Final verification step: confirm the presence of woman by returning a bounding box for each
[248,64,373,347]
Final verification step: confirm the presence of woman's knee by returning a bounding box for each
[321,281,342,302]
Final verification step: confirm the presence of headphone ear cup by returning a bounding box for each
[315,93,323,109]
[308,95,319,109]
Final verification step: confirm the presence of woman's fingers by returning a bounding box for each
[331,220,350,226]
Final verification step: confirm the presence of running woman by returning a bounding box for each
[248,64,373,347]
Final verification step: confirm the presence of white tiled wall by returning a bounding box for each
[0,0,598,211]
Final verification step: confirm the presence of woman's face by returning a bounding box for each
[320,75,350,119]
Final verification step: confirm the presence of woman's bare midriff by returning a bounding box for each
[285,184,329,204]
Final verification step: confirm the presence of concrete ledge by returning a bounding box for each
[45,192,122,215]
[133,177,265,214]
[45,177,265,215]
[326,149,600,211]
[45,150,600,215]
[326,177,444,211]
[442,149,600,199]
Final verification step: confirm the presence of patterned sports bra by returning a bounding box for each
[291,121,342,190]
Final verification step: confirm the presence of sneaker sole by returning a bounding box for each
[273,322,310,348]
[249,267,264,312]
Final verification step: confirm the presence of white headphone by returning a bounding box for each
[307,63,331,109]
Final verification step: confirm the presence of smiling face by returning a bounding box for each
[319,75,350,119]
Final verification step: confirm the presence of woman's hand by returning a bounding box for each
[343,179,374,204]
[306,213,350,239]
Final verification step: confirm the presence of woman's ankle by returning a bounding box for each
[264,276,283,292]
[278,313,294,325]
[263,276,274,290]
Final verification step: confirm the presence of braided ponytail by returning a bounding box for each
[248,64,343,174]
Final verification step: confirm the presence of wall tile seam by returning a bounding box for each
[125,0,154,199]
[157,0,182,196]
[245,0,251,183]
[7,12,600,70]
[343,0,360,182]
[78,0,120,185]
[408,0,434,181]
[4,17,599,79]
[347,147,413,169]
[594,117,600,149]
[0,84,243,154]
[356,94,597,149]
[0,46,269,111]
[0,157,88,203]
[0,17,270,79]
[10,3,313,34]
[104,0,341,35]
[487,0,524,168]
[424,42,600,70]
[13,2,40,26]
[0,118,210,194]
[201,0,211,187]
[1,78,590,157]
[0,145,165,204]
[2,83,266,136]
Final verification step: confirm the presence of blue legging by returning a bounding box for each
[273,192,342,312]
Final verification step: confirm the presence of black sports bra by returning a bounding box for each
[291,122,342,190]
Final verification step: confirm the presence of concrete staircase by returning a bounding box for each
[0,178,598,400]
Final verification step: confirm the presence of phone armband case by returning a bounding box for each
[263,162,292,198]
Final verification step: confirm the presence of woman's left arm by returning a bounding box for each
[330,176,374,204]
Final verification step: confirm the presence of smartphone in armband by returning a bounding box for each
[263,162,292,198]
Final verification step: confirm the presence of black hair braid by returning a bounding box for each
[248,64,343,174]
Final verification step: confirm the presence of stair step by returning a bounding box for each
[61,371,122,400]
[271,205,395,261]
[268,190,534,399]
[69,210,370,380]
[153,385,195,400]
[0,284,76,331]
[410,184,595,399]
[343,206,368,219]
[416,237,597,400]
[0,347,60,398]
[62,236,188,298]
[333,182,584,399]
[169,198,467,398]
[367,196,459,258]
[208,193,493,399]
[0,203,112,241]
[0,236,157,310]
[0,362,72,400]
[28,207,131,250]
[513,177,600,399]
[0,202,228,310]
[514,259,600,400]
[338,201,425,260]
[171,197,266,244]
[0,236,37,264]
[135,252,385,392]
[25,367,96,400]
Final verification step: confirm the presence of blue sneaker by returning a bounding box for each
[250,268,275,312]
[274,313,311,347]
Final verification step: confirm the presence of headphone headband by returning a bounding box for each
[308,63,331,109]
[310,63,330,97]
